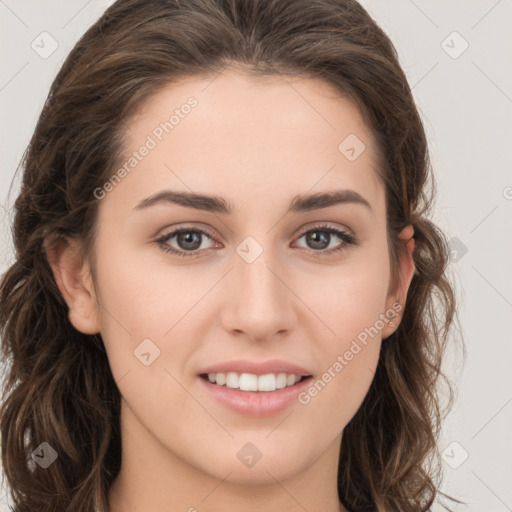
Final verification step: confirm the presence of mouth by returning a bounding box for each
[196,359,314,416]
[198,371,314,417]
[199,372,313,392]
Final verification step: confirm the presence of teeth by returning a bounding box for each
[206,372,304,392]
[276,373,287,389]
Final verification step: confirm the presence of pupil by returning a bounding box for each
[307,231,329,249]
[178,231,201,250]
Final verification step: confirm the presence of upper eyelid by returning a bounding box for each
[157,223,353,246]
[157,225,216,242]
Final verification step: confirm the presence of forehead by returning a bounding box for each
[105,69,385,215]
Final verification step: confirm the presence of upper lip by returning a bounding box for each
[199,359,312,377]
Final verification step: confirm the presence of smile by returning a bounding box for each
[198,373,313,417]
[201,371,309,392]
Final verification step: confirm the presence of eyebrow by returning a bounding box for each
[134,189,372,214]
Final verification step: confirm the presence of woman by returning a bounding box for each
[0,0,463,510]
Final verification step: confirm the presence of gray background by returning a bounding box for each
[1,1,511,510]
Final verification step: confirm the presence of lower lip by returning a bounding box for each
[198,375,313,417]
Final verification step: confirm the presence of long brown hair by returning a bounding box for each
[0,0,464,510]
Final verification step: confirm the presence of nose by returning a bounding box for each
[220,242,297,343]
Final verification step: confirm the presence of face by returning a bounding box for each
[61,69,414,487]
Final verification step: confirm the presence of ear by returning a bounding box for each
[44,234,101,335]
[382,224,416,340]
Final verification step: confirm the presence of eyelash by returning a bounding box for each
[154,223,357,259]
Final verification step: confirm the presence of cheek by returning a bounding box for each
[297,277,386,430]
[93,223,187,330]
[95,264,168,336]
[294,248,390,414]
[90,236,180,377]
[92,253,202,433]
[298,341,380,437]
[297,246,391,343]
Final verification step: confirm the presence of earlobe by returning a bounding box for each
[383,224,416,339]
[44,235,101,335]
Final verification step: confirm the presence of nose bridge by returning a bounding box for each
[223,235,295,339]
[236,238,286,310]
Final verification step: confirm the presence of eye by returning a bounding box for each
[293,223,357,255]
[155,227,217,258]
[154,223,357,258]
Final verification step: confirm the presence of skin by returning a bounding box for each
[46,68,415,512]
